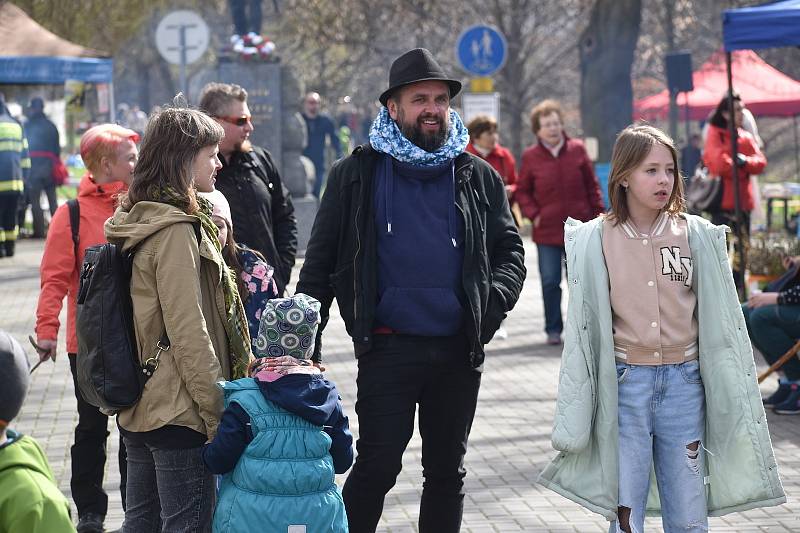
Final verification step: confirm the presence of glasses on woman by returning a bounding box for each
[215,115,252,127]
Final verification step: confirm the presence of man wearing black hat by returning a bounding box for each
[297,48,525,532]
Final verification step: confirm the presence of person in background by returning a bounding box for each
[21,97,60,238]
[465,115,517,200]
[680,133,702,179]
[516,99,604,345]
[743,254,800,414]
[35,124,139,533]
[302,91,343,198]
[201,189,279,345]
[203,294,352,532]
[0,92,29,258]
[702,92,767,290]
[0,331,76,533]
[199,82,297,295]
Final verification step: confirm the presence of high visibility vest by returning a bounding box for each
[0,116,30,194]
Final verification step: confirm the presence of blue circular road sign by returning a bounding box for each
[456,25,507,76]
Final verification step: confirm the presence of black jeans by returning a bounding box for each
[711,210,750,291]
[342,334,482,533]
[68,353,127,517]
[0,192,19,255]
[122,439,214,533]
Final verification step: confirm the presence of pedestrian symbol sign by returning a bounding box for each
[456,25,507,77]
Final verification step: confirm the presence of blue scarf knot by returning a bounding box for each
[368,107,468,166]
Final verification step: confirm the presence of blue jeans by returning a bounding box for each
[611,361,708,533]
[742,303,800,381]
[122,438,214,533]
[536,244,565,335]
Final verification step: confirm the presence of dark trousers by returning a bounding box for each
[537,244,566,335]
[342,334,482,533]
[122,439,214,533]
[27,180,58,237]
[742,303,800,381]
[711,210,750,291]
[0,192,19,256]
[228,0,262,35]
[68,353,127,517]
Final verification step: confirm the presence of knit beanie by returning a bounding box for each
[0,331,30,427]
[199,189,233,228]
[253,293,321,359]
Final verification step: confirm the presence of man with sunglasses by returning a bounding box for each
[199,82,297,294]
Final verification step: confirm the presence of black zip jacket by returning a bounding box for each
[215,146,298,294]
[296,145,526,368]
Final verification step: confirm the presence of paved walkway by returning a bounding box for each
[2,237,799,532]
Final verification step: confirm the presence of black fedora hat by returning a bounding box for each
[379,48,462,106]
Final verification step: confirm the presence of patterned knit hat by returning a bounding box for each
[0,331,30,427]
[253,294,321,360]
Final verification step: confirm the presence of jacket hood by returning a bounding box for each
[255,374,340,426]
[77,173,127,200]
[104,200,198,253]
[0,431,50,480]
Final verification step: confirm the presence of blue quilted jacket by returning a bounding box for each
[210,378,350,533]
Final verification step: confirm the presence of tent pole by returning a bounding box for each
[795,115,799,180]
[727,51,745,299]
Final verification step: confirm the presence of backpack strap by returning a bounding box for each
[67,198,80,263]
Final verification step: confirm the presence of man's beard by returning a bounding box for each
[397,108,449,152]
[235,139,252,153]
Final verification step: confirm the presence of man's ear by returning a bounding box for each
[387,98,399,121]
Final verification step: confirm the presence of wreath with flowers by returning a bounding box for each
[228,32,277,61]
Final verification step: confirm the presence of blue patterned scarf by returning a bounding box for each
[369,107,468,166]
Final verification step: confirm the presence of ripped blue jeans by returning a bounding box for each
[610,361,708,533]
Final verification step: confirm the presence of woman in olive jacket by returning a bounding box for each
[105,107,253,533]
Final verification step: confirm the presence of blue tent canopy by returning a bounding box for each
[0,56,113,84]
[724,0,800,51]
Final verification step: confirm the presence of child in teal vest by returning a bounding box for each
[203,294,352,533]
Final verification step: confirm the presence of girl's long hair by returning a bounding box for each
[607,124,685,225]
[121,102,224,213]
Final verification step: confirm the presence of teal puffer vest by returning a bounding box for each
[212,378,349,533]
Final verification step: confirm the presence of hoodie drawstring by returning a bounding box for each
[449,163,457,248]
[384,155,393,235]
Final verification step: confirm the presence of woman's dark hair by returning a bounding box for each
[122,103,224,213]
[709,92,741,129]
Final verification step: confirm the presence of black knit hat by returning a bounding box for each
[379,48,462,106]
[0,331,30,426]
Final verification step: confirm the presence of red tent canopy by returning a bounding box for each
[634,50,800,121]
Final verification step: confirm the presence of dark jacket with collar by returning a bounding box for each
[215,146,297,294]
[296,144,526,369]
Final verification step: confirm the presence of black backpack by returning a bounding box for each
[73,203,169,411]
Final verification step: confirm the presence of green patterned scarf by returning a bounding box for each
[147,185,253,379]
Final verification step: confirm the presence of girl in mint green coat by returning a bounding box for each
[538,125,785,532]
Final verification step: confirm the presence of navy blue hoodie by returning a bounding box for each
[202,374,353,475]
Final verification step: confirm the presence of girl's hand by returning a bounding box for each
[747,292,779,309]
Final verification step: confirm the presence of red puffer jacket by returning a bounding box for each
[516,135,604,246]
[702,124,766,212]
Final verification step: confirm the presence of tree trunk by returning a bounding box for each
[579,0,642,162]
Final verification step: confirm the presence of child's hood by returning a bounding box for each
[0,431,52,480]
[256,374,341,426]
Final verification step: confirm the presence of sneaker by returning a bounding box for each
[773,384,800,415]
[546,333,562,345]
[763,382,793,407]
[76,513,104,533]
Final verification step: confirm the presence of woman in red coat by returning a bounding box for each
[702,93,767,288]
[465,115,517,198]
[516,99,604,344]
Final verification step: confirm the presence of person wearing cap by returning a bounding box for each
[21,97,61,238]
[297,48,526,531]
[0,330,76,533]
[198,82,298,295]
[202,294,352,532]
[33,124,139,533]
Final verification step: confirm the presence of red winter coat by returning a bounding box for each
[465,142,518,196]
[516,135,604,246]
[35,174,127,354]
[702,124,766,212]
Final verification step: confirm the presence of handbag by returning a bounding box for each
[685,164,723,213]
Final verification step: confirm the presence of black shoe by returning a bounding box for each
[3,241,14,258]
[76,513,104,533]
[773,384,800,415]
[763,382,793,407]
